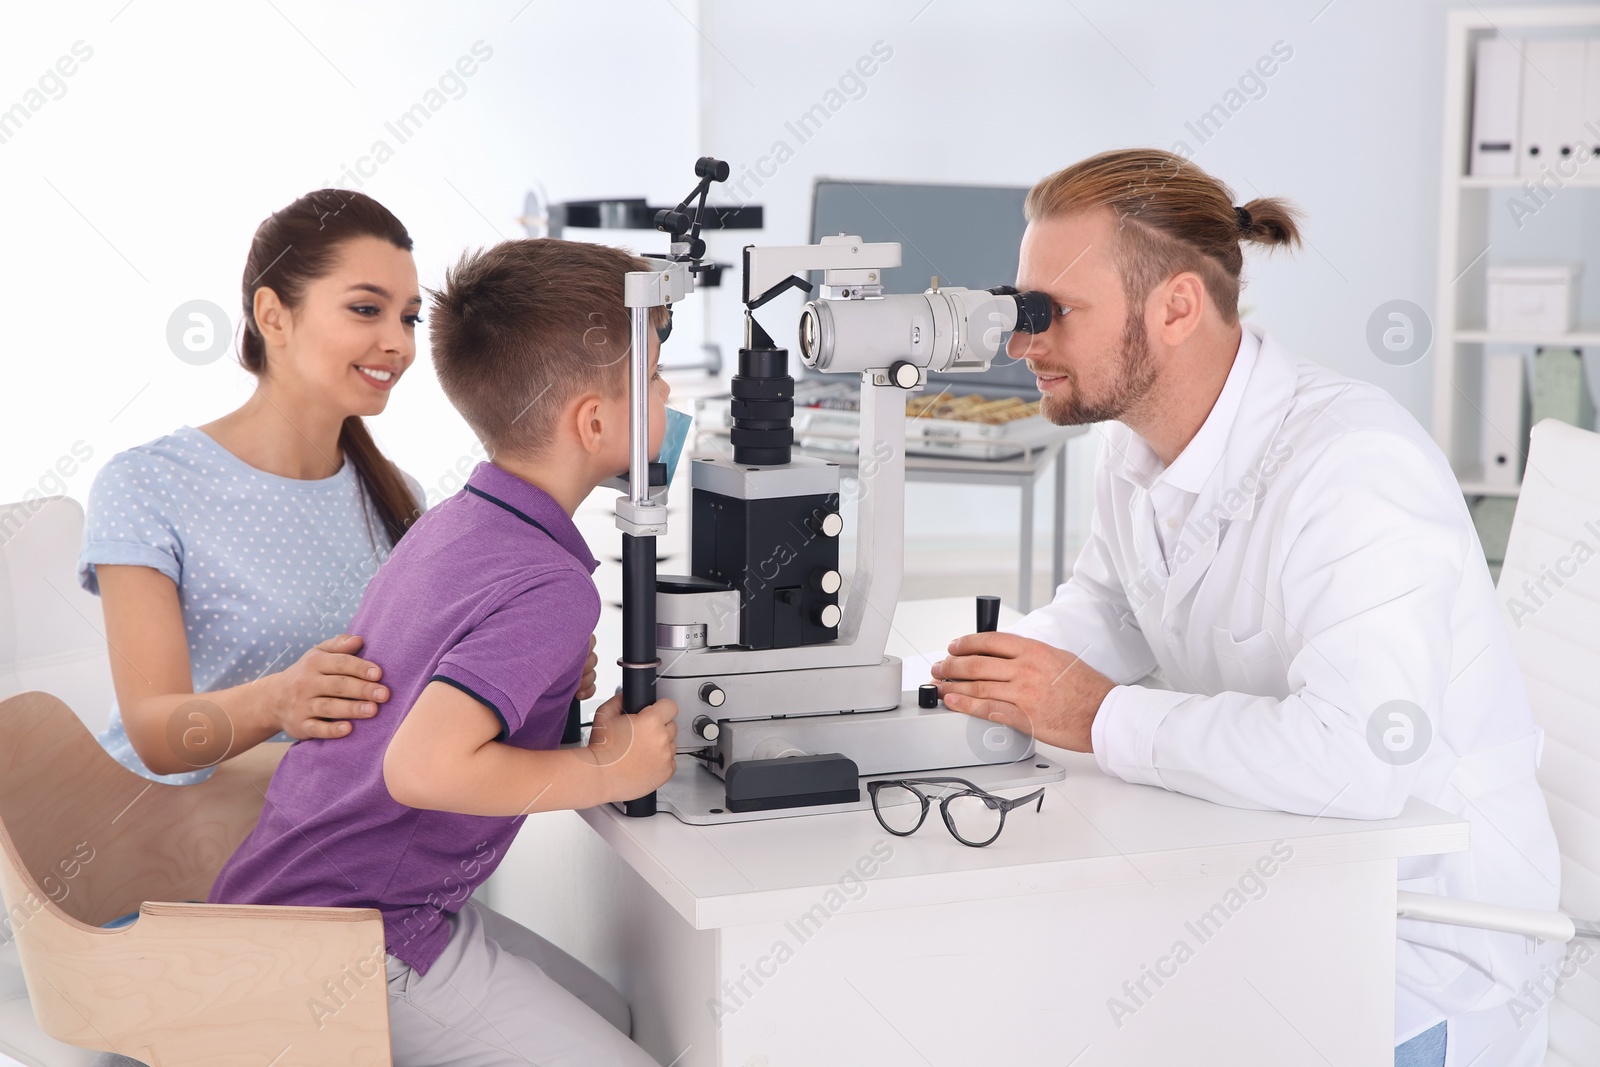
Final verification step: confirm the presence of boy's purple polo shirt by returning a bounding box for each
[208,462,600,974]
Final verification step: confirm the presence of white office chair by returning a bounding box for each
[0,497,115,734]
[1393,419,1600,1063]
[1494,419,1600,1063]
[0,496,117,1067]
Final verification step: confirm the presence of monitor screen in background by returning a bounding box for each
[808,178,1037,395]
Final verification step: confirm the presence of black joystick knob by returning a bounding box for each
[918,683,940,709]
[976,595,1001,634]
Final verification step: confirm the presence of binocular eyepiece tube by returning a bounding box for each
[797,285,1052,377]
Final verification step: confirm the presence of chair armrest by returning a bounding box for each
[21,901,391,1066]
[1398,890,1576,942]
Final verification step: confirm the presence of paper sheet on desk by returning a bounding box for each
[901,652,941,691]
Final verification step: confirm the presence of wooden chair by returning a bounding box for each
[0,691,391,1066]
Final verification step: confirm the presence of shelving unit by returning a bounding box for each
[1433,6,1600,499]
[1458,176,1600,188]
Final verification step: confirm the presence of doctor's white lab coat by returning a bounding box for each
[1010,324,1561,1064]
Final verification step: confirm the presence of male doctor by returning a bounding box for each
[932,149,1561,1067]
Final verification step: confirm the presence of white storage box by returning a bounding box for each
[1487,264,1582,334]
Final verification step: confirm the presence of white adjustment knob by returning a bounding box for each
[817,603,842,628]
[819,512,844,537]
[699,683,726,708]
[890,360,921,389]
[693,715,721,741]
[815,568,842,595]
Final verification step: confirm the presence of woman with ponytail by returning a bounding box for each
[77,189,428,784]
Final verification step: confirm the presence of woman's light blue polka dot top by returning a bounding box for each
[76,424,423,785]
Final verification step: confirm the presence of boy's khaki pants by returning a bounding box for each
[385,896,657,1066]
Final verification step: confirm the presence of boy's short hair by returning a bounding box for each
[428,238,667,458]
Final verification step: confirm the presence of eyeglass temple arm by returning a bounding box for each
[999,787,1046,813]
[874,778,1045,813]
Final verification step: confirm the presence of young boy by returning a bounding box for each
[209,239,679,1066]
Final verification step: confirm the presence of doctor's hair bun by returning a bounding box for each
[1235,197,1302,249]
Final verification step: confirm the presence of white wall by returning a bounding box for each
[0,0,702,514]
[1,0,1572,544]
[693,0,1567,543]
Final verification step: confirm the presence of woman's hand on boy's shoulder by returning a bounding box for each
[262,633,389,739]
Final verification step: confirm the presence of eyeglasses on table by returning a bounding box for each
[866,776,1045,848]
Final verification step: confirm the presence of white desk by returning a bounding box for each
[500,598,1471,1066]
[557,761,1463,1067]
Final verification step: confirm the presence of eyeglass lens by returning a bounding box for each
[872,783,927,834]
[943,792,1005,846]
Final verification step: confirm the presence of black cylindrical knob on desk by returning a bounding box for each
[976,595,1001,633]
[918,683,940,709]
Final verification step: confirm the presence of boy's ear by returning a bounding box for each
[570,391,609,456]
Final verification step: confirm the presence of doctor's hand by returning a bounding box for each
[931,632,1116,753]
[576,634,599,701]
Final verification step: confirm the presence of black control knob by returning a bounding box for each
[976,595,1001,634]
[699,683,726,708]
[692,715,721,741]
[918,683,940,709]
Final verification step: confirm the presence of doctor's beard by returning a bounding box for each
[1038,308,1158,426]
